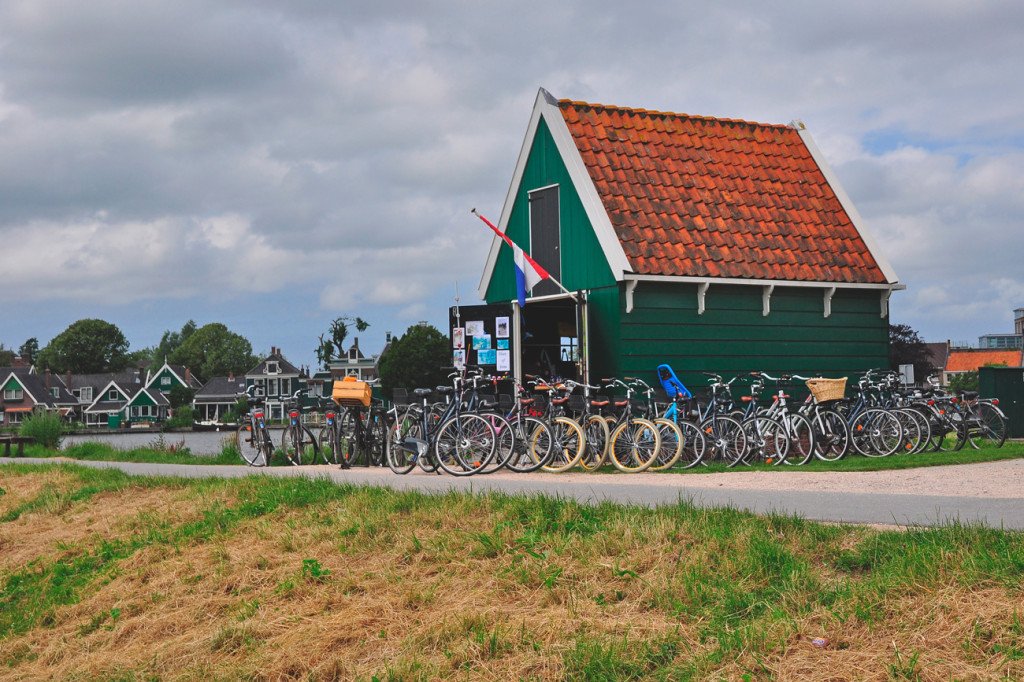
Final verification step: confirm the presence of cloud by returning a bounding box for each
[2,0,1024,360]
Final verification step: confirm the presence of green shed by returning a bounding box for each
[476,89,905,391]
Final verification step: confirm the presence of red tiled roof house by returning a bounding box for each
[478,89,904,384]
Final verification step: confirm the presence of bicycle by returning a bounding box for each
[694,373,748,466]
[526,375,586,473]
[334,378,392,468]
[959,391,1007,449]
[601,377,662,473]
[755,372,816,466]
[234,387,275,466]
[794,375,850,462]
[385,368,496,476]
[729,372,790,467]
[657,382,709,470]
[280,389,322,465]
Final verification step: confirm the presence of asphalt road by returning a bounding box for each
[3,458,1022,530]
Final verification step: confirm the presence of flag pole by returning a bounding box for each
[471,208,577,302]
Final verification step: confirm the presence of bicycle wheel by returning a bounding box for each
[967,403,1007,449]
[609,418,661,473]
[541,417,586,473]
[235,424,266,466]
[700,415,747,465]
[930,410,966,452]
[740,416,790,466]
[892,408,922,455]
[317,423,340,465]
[850,409,902,458]
[367,414,388,466]
[649,418,684,471]
[504,416,554,473]
[477,413,515,473]
[386,411,422,474]
[781,412,815,466]
[578,414,610,471]
[434,413,495,476]
[811,409,849,462]
[903,407,931,454]
[337,409,358,468]
[673,420,707,469]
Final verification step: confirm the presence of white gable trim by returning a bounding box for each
[478,88,632,299]
[791,120,900,285]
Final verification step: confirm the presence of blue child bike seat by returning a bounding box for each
[656,364,692,399]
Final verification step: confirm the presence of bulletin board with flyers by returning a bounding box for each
[449,303,514,374]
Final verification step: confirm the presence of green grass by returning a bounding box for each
[0,464,1021,679]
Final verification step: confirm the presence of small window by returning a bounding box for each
[560,336,579,362]
[161,376,171,386]
[51,388,60,397]
[108,389,118,401]
[81,387,93,401]
[3,389,24,401]
[267,361,279,375]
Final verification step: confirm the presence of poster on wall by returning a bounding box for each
[478,349,497,365]
[452,327,465,349]
[453,349,466,369]
[472,335,491,351]
[465,320,485,337]
[497,339,509,350]
[496,316,510,338]
[496,350,511,372]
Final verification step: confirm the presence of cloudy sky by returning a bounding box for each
[2,0,1023,368]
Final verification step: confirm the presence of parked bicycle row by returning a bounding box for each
[231,365,1008,473]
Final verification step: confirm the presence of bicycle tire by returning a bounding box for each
[385,412,422,474]
[967,402,1007,449]
[649,418,684,471]
[740,415,790,466]
[504,416,554,473]
[931,409,966,452]
[434,413,495,476]
[700,415,747,465]
[781,412,815,466]
[850,409,901,458]
[337,409,358,468]
[609,418,661,473]
[811,409,849,462]
[281,424,319,465]
[475,412,515,474]
[673,420,707,469]
[235,424,266,466]
[578,414,610,471]
[892,408,923,455]
[317,423,340,465]
[541,417,586,473]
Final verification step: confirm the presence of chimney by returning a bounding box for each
[66,371,72,389]
[185,368,191,385]
[45,369,50,390]
[228,372,234,381]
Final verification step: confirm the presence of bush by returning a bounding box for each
[165,405,195,430]
[19,410,65,450]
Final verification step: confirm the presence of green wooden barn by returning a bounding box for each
[474,89,904,391]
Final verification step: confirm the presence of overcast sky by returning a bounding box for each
[2,0,1023,368]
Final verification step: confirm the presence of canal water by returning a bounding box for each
[62,428,286,457]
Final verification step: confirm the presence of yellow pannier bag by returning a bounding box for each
[332,377,371,407]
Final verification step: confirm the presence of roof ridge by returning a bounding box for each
[557,98,792,131]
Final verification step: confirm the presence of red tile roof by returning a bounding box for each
[558,100,888,283]
[945,349,1023,373]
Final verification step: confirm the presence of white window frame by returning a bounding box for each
[4,389,24,401]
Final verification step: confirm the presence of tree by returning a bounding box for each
[37,319,131,374]
[889,324,933,384]
[169,323,258,382]
[0,344,14,366]
[168,384,195,410]
[377,324,450,399]
[316,316,369,369]
[154,320,198,365]
[18,338,39,365]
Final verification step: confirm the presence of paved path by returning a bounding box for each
[3,458,1022,530]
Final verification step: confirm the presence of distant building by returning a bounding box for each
[978,308,1024,349]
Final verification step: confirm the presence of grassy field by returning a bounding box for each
[0,462,1021,680]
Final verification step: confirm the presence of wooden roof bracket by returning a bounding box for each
[881,288,893,318]
[625,279,638,314]
[697,282,709,315]
[824,286,836,318]
[762,285,775,317]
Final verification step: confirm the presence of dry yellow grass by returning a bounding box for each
[0,467,1021,681]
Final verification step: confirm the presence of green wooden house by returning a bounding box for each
[477,89,904,391]
[123,387,170,424]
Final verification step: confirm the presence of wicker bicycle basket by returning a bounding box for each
[806,377,847,403]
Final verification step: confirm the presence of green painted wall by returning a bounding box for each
[2,377,23,392]
[616,281,889,392]
[485,117,615,303]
